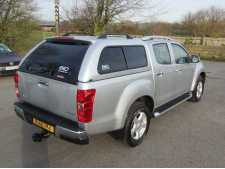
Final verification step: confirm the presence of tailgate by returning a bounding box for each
[17,38,90,121]
[19,72,77,121]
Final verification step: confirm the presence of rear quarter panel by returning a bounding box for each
[79,71,155,135]
[78,41,155,135]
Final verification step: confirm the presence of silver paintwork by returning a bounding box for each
[18,35,205,136]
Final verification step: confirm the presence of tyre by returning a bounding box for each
[124,101,151,147]
[189,76,205,102]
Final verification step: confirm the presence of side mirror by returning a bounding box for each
[190,55,200,63]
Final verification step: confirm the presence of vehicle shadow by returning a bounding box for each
[21,122,49,167]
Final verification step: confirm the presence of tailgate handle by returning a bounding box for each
[176,69,183,72]
[38,81,49,87]
[157,72,164,77]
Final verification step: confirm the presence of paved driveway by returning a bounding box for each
[0,61,225,167]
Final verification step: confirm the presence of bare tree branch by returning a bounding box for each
[65,0,163,35]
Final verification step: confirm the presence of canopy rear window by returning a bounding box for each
[20,39,90,84]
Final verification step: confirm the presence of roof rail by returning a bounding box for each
[98,33,133,39]
[142,36,174,41]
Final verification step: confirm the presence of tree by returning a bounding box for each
[0,0,38,47]
[64,1,96,34]
[92,0,147,35]
[182,6,225,37]
[66,0,158,35]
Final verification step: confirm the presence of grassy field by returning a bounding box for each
[186,45,225,62]
[173,36,225,62]
[14,32,225,62]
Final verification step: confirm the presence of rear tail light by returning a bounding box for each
[76,89,96,123]
[14,71,20,97]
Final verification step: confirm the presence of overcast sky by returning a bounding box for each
[35,0,225,23]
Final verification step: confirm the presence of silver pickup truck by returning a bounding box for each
[14,34,206,147]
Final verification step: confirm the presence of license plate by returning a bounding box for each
[32,118,55,133]
[5,66,19,71]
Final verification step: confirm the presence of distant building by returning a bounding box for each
[39,21,55,32]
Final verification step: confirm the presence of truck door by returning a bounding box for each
[170,43,194,95]
[152,43,177,107]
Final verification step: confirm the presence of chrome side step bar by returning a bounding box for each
[153,93,192,118]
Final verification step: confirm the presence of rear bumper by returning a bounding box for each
[14,102,89,145]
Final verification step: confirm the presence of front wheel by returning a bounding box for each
[124,102,151,147]
[190,76,205,102]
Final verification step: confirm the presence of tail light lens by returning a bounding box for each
[14,71,20,97]
[76,89,96,123]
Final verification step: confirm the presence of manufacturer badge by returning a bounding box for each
[58,66,70,74]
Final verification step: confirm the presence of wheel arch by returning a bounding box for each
[200,72,206,82]
[114,79,155,130]
[191,62,206,91]
[136,96,155,118]
[191,71,206,91]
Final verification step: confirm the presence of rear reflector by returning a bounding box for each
[76,89,96,123]
[14,71,20,97]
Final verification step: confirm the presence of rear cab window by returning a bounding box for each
[98,46,148,74]
[20,38,91,84]
[98,47,127,74]
[123,46,148,69]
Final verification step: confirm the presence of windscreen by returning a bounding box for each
[0,44,12,54]
[19,39,90,84]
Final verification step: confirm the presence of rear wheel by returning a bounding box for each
[190,76,205,102]
[124,102,151,147]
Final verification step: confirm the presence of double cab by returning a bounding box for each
[14,34,206,147]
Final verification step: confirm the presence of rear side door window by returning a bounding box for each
[153,43,171,65]
[123,46,148,69]
[98,47,127,74]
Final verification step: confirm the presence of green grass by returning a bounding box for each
[13,33,225,62]
[200,56,225,62]
[187,45,225,62]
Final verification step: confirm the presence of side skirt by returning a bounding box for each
[153,93,192,118]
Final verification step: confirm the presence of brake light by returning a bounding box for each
[14,71,20,97]
[76,89,96,123]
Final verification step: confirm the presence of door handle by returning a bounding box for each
[38,81,49,87]
[176,69,183,72]
[157,72,164,77]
